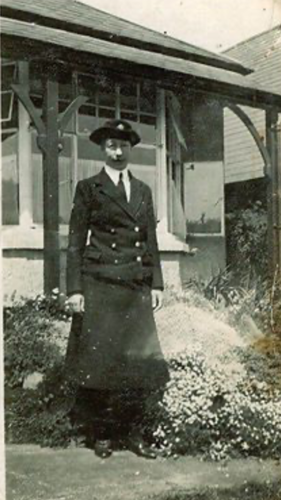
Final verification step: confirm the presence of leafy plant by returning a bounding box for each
[4,291,78,447]
[226,201,267,279]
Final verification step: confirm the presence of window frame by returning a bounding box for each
[2,64,190,252]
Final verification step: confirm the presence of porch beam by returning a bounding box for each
[4,36,281,112]
[156,88,169,233]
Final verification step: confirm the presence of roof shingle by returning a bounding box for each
[0,0,251,75]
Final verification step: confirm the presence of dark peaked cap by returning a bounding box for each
[90,119,141,147]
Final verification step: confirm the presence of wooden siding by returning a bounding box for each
[224,26,281,184]
[0,0,250,75]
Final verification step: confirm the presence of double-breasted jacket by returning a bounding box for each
[67,167,163,295]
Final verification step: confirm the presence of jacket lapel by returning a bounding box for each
[129,174,144,216]
[93,168,143,220]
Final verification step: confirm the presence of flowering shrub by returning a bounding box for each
[148,344,281,460]
[4,288,281,460]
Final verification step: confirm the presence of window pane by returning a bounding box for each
[32,131,74,224]
[77,74,98,97]
[78,136,104,161]
[98,86,115,108]
[78,105,98,134]
[98,107,115,119]
[120,81,137,111]
[130,147,156,166]
[2,63,17,91]
[1,94,18,129]
[2,132,19,224]
[120,111,138,122]
[185,161,224,234]
[77,136,104,179]
[140,82,156,113]
[1,92,14,122]
[130,165,157,212]
[139,120,156,145]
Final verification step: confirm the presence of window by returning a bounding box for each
[182,95,224,236]
[1,61,19,225]
[2,131,19,224]
[185,161,224,235]
[166,92,186,239]
[76,73,158,207]
[166,91,225,237]
[2,64,167,243]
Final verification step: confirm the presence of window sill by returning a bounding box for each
[2,225,69,250]
[3,226,195,255]
[157,231,195,254]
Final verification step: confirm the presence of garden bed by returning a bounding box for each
[4,287,281,461]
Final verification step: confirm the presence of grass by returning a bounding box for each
[146,482,281,500]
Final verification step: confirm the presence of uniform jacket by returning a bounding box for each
[66,167,164,296]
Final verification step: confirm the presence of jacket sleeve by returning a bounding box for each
[146,188,164,291]
[67,181,90,296]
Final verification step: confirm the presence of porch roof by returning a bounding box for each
[0,0,251,75]
[2,17,281,110]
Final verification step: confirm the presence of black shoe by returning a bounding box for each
[94,439,113,459]
[126,434,157,459]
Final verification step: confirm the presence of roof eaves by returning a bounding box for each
[0,0,253,75]
[2,16,281,110]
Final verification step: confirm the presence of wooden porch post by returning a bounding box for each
[18,62,33,227]
[156,88,169,232]
[42,76,60,294]
[266,109,280,277]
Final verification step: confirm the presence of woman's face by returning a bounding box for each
[102,138,132,170]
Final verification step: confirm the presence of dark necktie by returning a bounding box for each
[117,172,127,202]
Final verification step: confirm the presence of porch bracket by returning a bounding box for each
[59,95,88,133]
[11,85,88,153]
[11,83,45,136]
[225,103,272,176]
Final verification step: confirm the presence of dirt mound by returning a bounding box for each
[156,303,246,374]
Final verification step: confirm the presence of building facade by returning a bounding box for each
[224,25,281,185]
[1,1,281,300]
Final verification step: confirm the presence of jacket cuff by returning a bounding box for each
[67,290,83,298]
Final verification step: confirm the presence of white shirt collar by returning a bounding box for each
[104,164,130,185]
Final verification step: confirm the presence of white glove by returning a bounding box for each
[67,293,85,314]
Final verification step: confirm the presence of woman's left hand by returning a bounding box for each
[152,290,163,312]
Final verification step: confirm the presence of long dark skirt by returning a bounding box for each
[65,276,169,391]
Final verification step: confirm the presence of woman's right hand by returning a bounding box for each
[67,293,85,314]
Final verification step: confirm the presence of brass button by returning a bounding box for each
[135,242,141,248]
[134,226,140,233]
[136,256,142,263]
